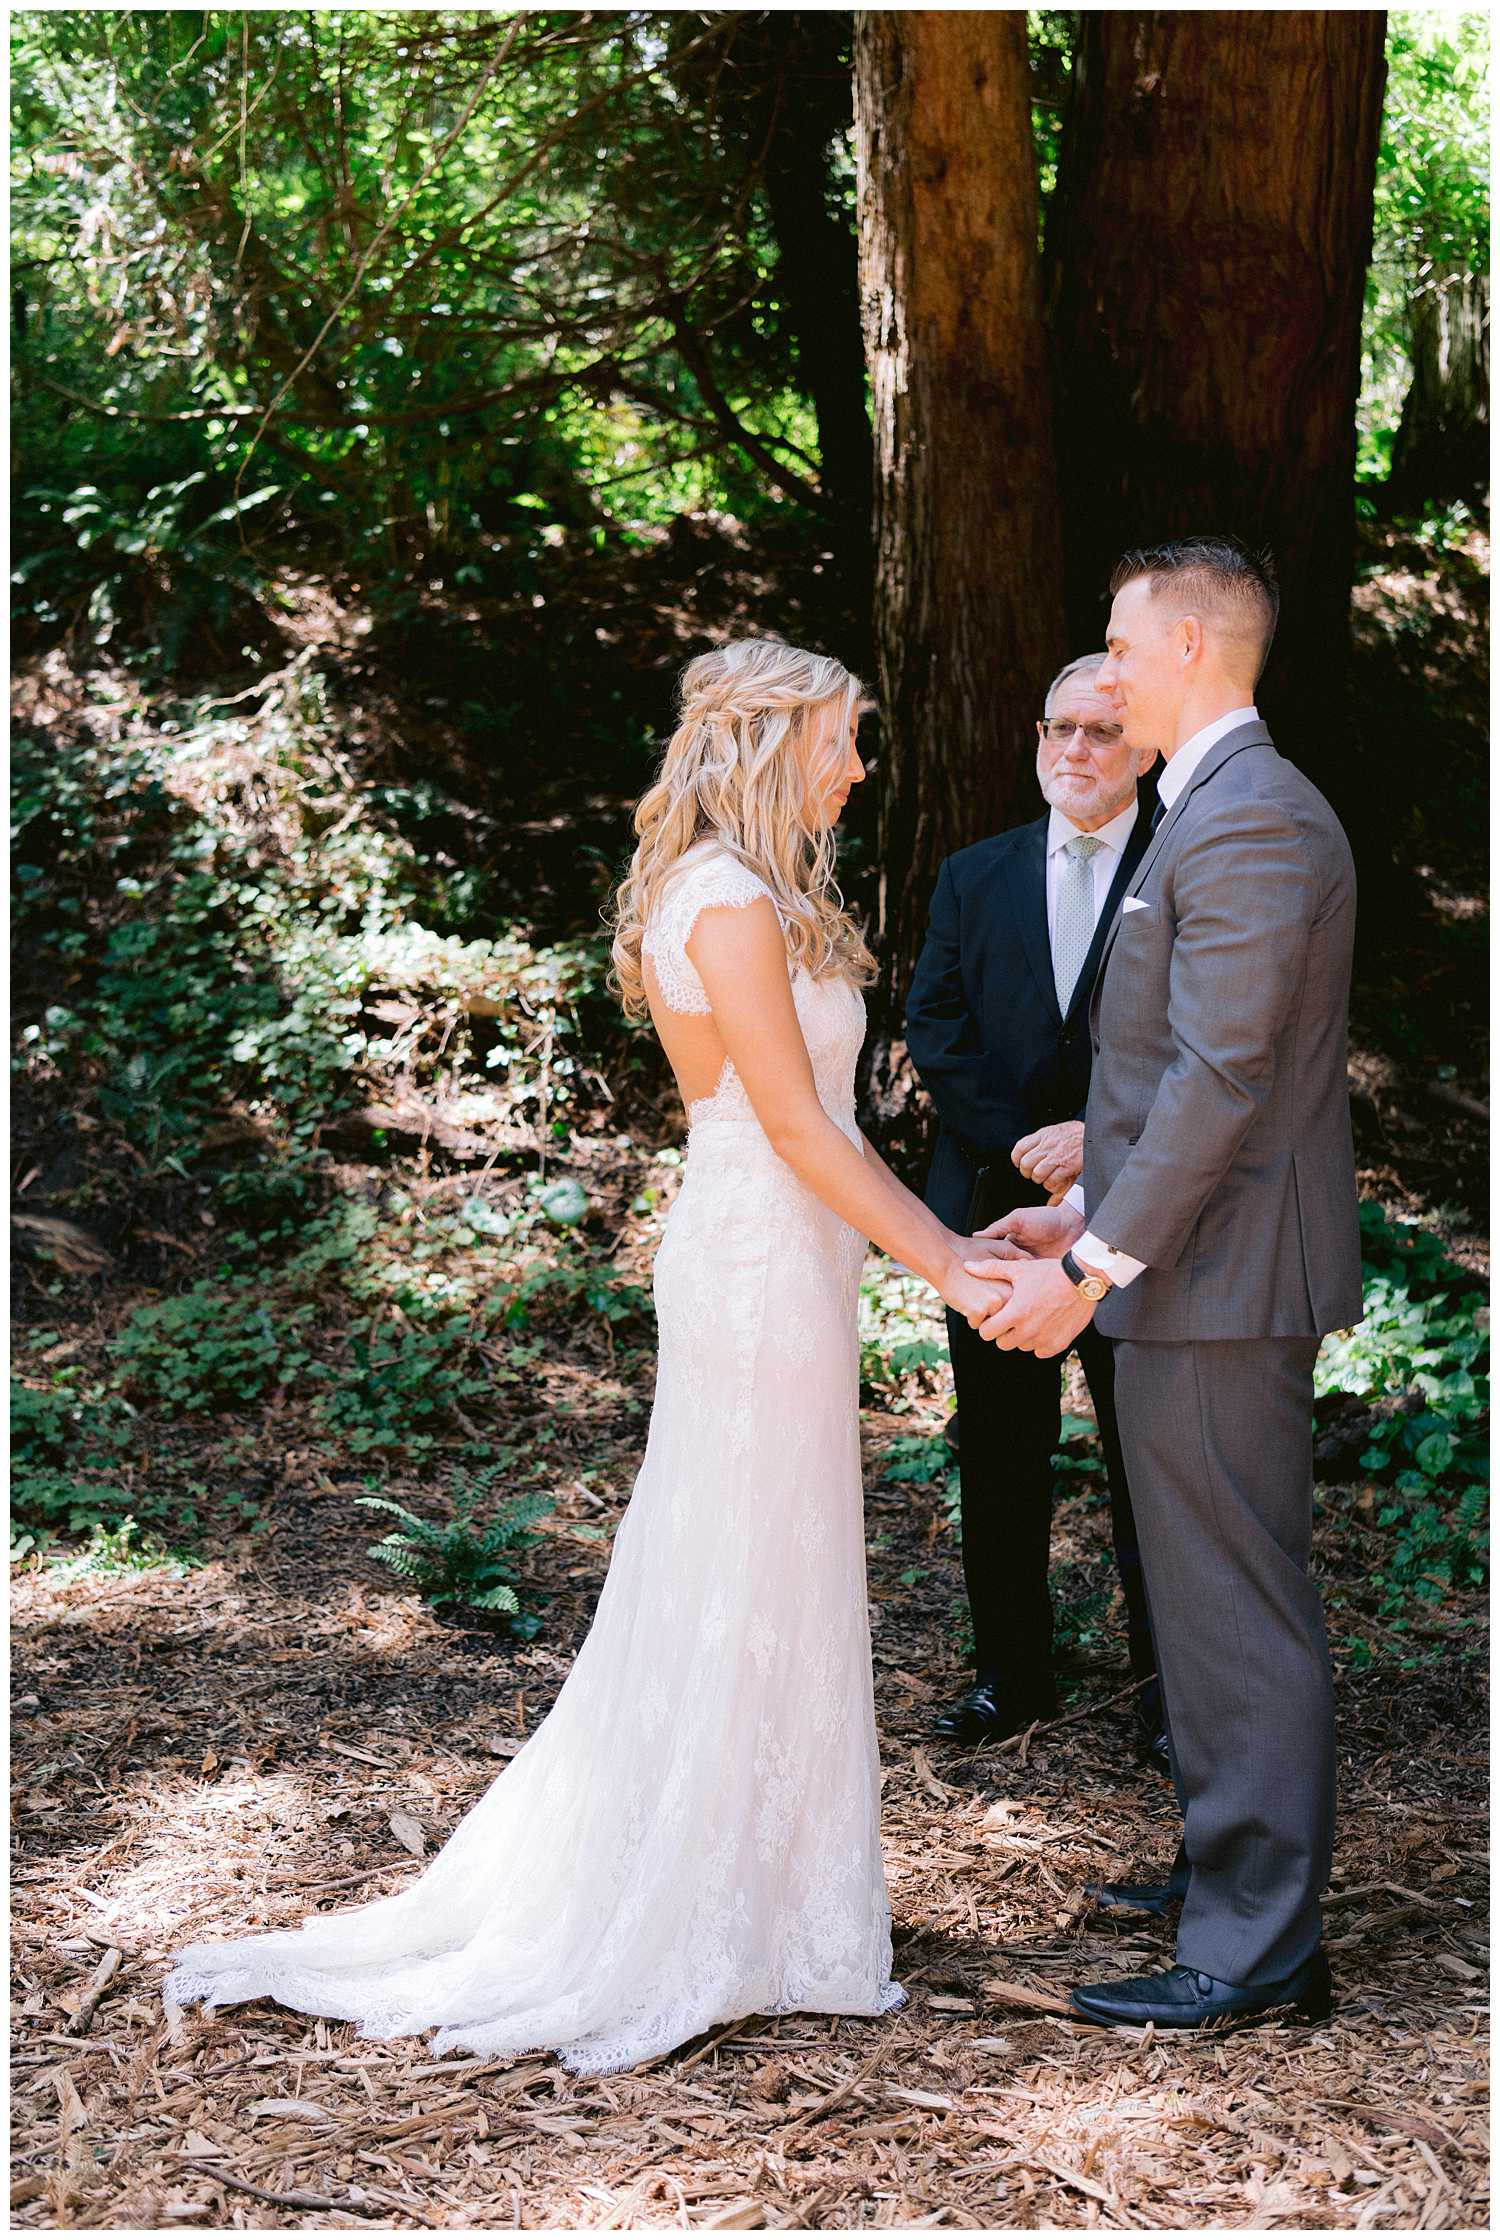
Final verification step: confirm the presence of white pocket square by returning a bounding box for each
[1121,896,1152,915]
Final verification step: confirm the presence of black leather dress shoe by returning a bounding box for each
[1086,1849,1190,1917]
[933,1676,1057,1744]
[1071,1948,1333,2029]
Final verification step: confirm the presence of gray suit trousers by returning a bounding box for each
[1112,1335,1335,1985]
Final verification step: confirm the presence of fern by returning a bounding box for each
[355,1473,553,1630]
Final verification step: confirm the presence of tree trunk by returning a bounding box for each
[1389,264,1490,506]
[695,13,874,626]
[747,18,873,540]
[855,10,1065,1019]
[1047,12,1387,781]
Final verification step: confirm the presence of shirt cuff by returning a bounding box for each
[1063,1184,1086,1216]
[1074,1229,1147,1289]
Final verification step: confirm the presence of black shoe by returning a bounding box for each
[1085,1870,1189,1919]
[1070,1948,1333,2030]
[933,1676,1057,1744]
[1087,1841,1189,1917]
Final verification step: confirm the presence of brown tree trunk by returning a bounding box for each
[680,13,874,627]
[1389,264,1490,505]
[1047,12,1387,780]
[855,10,1066,1020]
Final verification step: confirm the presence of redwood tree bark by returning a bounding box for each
[1047,12,1387,771]
[855,10,1066,1014]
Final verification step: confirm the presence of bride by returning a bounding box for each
[165,638,1007,2075]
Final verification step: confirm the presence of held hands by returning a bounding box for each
[960,1257,1099,1357]
[936,1230,1015,1331]
[1010,1119,1084,1198]
[940,1260,1015,1331]
[960,1199,1096,1357]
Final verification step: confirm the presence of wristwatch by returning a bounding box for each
[1061,1249,1111,1304]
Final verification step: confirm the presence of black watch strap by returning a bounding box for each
[1061,1249,1109,1294]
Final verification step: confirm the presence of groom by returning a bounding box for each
[968,536,1361,2029]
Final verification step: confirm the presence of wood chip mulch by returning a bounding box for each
[12,1373,1489,2231]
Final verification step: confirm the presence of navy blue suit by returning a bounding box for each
[906,808,1160,1701]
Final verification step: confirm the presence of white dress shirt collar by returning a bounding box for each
[1156,705,1259,809]
[1045,797,1140,860]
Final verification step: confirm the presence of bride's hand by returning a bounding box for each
[939,1261,1014,1329]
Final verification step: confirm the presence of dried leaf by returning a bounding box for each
[388,1810,427,1858]
[248,2097,338,2124]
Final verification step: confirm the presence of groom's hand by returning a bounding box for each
[963,1257,1097,1357]
[976,1202,1084,1261]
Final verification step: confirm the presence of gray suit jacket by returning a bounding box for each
[1083,720,1362,1343]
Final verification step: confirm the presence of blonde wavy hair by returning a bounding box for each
[609,637,877,1020]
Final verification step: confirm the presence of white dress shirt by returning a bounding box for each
[1066,706,1259,1288]
[1044,799,1140,957]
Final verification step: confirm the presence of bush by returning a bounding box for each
[1317,1203,1489,1654]
[11,1375,139,1554]
[311,1312,496,1456]
[110,1278,317,1414]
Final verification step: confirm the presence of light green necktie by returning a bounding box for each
[1054,833,1104,1012]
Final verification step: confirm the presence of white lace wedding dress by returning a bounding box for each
[165,839,905,2074]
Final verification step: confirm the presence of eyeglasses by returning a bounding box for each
[1039,718,1125,747]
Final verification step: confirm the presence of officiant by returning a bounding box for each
[906,655,1166,1765]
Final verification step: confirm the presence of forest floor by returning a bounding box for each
[11,511,1490,2230]
[10,1411,1490,2230]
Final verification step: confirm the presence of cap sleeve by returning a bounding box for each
[642,849,777,1015]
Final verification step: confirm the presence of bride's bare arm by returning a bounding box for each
[687,900,1002,1321]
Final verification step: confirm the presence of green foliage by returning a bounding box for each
[358,1463,553,1631]
[311,1311,495,1458]
[11,1373,139,1553]
[502,1248,652,1333]
[1358,11,1490,479]
[47,1516,199,1581]
[1317,1204,1488,1653]
[16,472,281,665]
[859,1268,947,1398]
[1028,12,1075,210]
[111,1277,316,1414]
[11,10,841,661]
[1318,1205,1488,1495]
[880,1433,960,1536]
[13,667,621,1200]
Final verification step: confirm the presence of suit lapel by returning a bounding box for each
[1064,802,1152,1026]
[1009,818,1060,1021]
[1092,721,1274,993]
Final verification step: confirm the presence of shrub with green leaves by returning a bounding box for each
[358,1465,554,1632]
[502,1250,652,1333]
[1317,1203,1488,1648]
[312,1313,496,1456]
[110,1276,317,1415]
[1317,1205,1488,1499]
[11,1375,140,1555]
